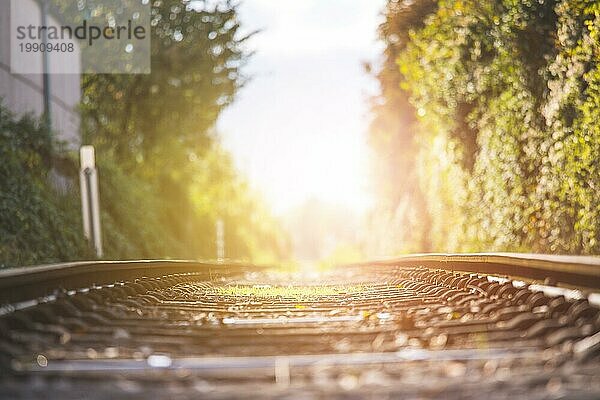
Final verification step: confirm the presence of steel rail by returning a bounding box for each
[353,253,600,289]
[0,260,268,305]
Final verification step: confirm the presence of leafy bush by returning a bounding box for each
[0,105,92,267]
[1,1,289,267]
[0,101,289,267]
[370,0,600,255]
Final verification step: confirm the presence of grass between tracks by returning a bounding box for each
[214,284,370,300]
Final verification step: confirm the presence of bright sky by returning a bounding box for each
[217,0,386,216]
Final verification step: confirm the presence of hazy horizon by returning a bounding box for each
[217,0,386,218]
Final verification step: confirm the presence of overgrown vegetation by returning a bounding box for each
[369,0,600,255]
[1,0,289,267]
[81,0,289,263]
[0,107,92,267]
[213,284,369,299]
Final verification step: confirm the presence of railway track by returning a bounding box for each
[1,255,599,399]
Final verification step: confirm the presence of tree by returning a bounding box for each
[78,0,288,261]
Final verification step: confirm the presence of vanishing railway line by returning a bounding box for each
[1,254,599,399]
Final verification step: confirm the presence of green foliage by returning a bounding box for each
[95,143,289,263]
[187,146,290,264]
[95,150,183,259]
[0,106,92,267]
[80,0,289,262]
[1,0,289,267]
[82,0,246,165]
[370,0,600,254]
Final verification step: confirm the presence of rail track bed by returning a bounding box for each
[1,260,600,399]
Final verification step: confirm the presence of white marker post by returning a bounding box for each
[216,219,225,262]
[80,146,103,257]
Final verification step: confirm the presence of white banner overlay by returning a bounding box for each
[10,0,150,74]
